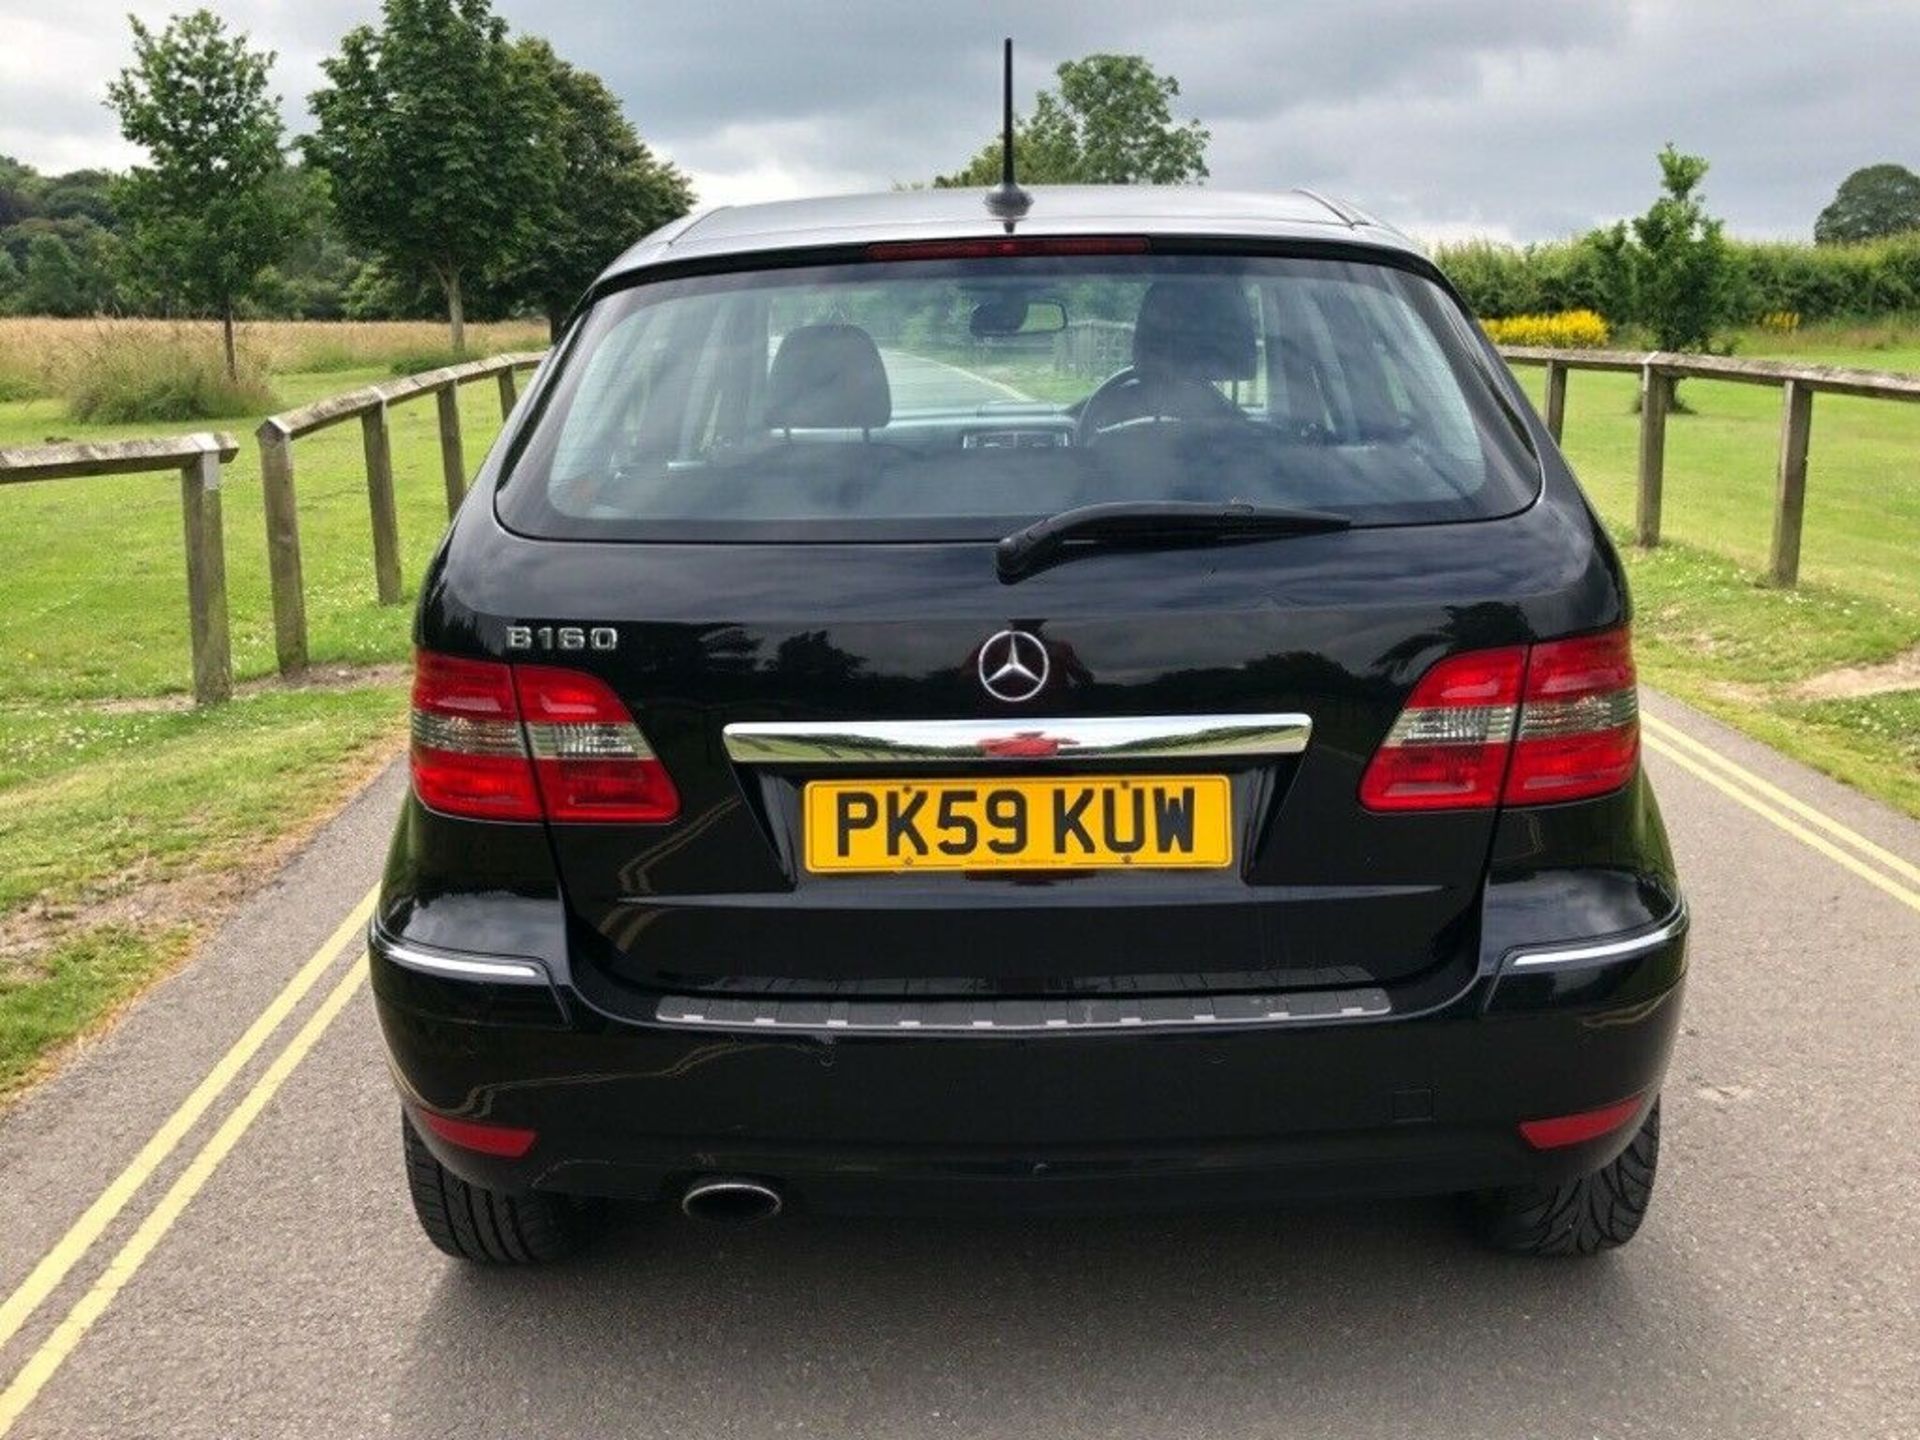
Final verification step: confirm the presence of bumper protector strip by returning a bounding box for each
[1502,904,1688,973]
[374,932,548,984]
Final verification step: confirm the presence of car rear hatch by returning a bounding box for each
[466,242,1578,1010]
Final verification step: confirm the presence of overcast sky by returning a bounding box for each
[3,0,1915,242]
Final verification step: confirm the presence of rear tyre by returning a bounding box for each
[1470,1097,1660,1256]
[401,1111,596,1264]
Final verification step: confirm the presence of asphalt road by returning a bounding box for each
[882,348,1032,408]
[0,691,1914,1439]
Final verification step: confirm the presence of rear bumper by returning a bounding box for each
[369,909,1686,1212]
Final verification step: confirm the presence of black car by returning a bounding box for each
[373,185,1685,1263]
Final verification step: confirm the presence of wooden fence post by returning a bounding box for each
[178,448,232,706]
[436,383,466,518]
[361,403,403,606]
[258,421,308,675]
[496,366,518,420]
[1544,361,1568,443]
[1635,366,1671,548]
[1769,379,1814,588]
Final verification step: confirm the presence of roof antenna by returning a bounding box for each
[984,37,1031,225]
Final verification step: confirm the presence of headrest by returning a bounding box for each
[766,323,892,431]
[1132,281,1258,382]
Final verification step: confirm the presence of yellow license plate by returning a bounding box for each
[803,776,1232,873]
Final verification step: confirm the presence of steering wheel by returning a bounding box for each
[1073,367,1243,447]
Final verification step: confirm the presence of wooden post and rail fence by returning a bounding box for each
[257,350,544,676]
[1,344,1915,706]
[0,433,237,705]
[1496,345,1920,588]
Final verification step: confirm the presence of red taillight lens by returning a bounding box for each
[1358,647,1525,811]
[410,652,542,820]
[1504,629,1639,804]
[514,664,680,823]
[409,651,678,824]
[1360,627,1638,813]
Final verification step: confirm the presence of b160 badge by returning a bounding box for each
[504,624,618,652]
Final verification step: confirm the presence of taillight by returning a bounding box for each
[514,664,680,823]
[1505,629,1639,804]
[409,651,678,824]
[1358,646,1525,811]
[411,652,542,820]
[1360,626,1638,812]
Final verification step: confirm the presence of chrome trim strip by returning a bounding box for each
[655,984,1388,1033]
[1505,904,1688,972]
[722,714,1312,765]
[376,934,547,984]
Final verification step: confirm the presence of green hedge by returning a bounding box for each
[1435,232,1920,325]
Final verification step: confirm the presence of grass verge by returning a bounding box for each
[1618,536,1920,818]
[0,683,405,1101]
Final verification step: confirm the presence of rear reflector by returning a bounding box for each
[1518,1096,1643,1150]
[1360,626,1638,812]
[418,1109,538,1159]
[409,650,679,824]
[866,235,1150,261]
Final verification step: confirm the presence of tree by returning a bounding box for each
[935,54,1209,188]
[1814,163,1920,245]
[106,10,301,377]
[1630,145,1731,354]
[0,155,35,227]
[1574,223,1637,324]
[304,0,561,352]
[511,39,693,336]
[37,170,119,228]
[21,234,88,315]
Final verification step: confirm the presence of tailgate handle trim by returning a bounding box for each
[722,714,1312,764]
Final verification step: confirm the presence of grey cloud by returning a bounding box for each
[3,0,1915,240]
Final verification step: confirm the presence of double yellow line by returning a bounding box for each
[0,884,379,1434]
[1641,713,1920,914]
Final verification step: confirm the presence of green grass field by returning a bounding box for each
[1,319,1916,1097]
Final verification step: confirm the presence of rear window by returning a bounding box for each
[496,252,1538,542]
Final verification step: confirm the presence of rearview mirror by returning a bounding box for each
[970,299,1068,338]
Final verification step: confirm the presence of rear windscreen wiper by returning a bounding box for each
[996,500,1352,581]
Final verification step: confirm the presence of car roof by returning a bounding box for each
[597,185,1424,285]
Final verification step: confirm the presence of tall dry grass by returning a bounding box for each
[59,325,278,423]
[0,316,550,400]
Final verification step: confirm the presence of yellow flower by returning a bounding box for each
[1482,310,1611,349]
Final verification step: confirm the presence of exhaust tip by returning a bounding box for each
[681,1176,783,1224]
